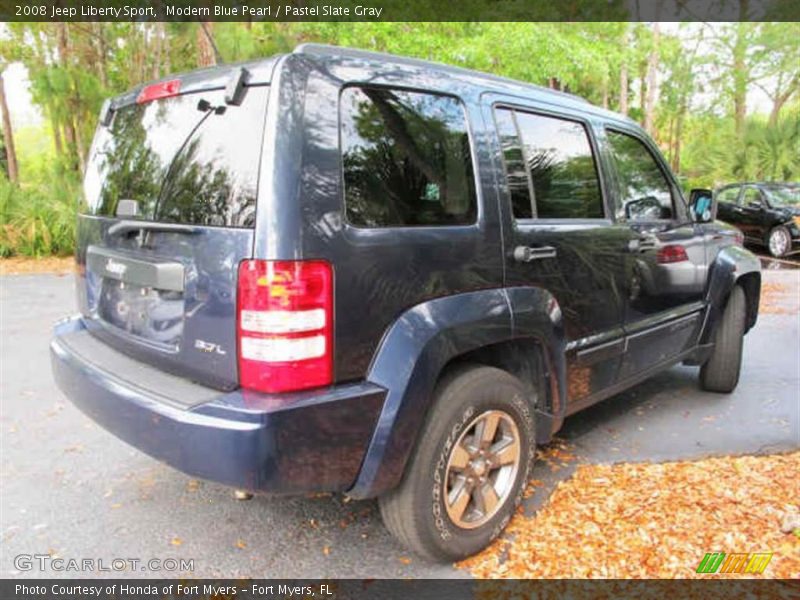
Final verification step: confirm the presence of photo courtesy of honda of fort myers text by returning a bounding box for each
[0,0,799,597]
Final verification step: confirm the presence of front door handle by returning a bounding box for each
[627,235,657,253]
[513,245,557,262]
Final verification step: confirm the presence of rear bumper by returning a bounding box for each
[51,317,385,494]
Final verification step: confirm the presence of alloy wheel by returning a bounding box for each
[444,410,521,529]
[769,228,789,257]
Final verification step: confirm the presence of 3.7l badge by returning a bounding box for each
[194,339,227,356]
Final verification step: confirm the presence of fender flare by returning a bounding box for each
[701,245,761,344]
[347,286,566,499]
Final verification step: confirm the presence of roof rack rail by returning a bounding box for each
[293,43,590,104]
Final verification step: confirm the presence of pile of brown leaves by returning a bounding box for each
[459,452,800,579]
[759,282,794,315]
[0,256,75,275]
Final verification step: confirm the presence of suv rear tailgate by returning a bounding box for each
[77,74,272,390]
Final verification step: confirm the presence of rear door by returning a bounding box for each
[740,185,769,240]
[77,83,270,390]
[716,185,742,226]
[491,102,630,406]
[601,127,707,379]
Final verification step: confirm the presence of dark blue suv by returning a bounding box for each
[51,45,761,560]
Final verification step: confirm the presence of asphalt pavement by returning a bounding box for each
[1,267,798,578]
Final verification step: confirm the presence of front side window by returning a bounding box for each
[763,184,800,208]
[606,130,674,221]
[743,187,764,207]
[341,86,477,228]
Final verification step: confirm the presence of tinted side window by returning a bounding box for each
[717,186,741,205]
[341,87,476,228]
[512,111,604,219]
[743,187,763,206]
[606,130,674,221]
[494,108,534,219]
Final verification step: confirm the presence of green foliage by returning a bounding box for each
[0,22,798,257]
[0,175,78,257]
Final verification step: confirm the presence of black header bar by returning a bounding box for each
[0,0,798,22]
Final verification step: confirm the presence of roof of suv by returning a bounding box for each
[294,44,636,125]
[113,44,636,127]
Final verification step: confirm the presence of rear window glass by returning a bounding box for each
[341,86,477,228]
[83,86,268,228]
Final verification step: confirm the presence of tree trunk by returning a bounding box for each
[619,27,630,115]
[48,106,63,155]
[644,21,661,136]
[732,24,748,137]
[768,81,797,127]
[639,62,647,115]
[0,72,19,183]
[93,22,108,89]
[57,23,78,171]
[619,62,629,116]
[672,108,685,173]
[152,23,163,80]
[197,22,217,67]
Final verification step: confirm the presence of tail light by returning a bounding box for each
[237,260,333,393]
[137,79,181,104]
[734,230,745,246]
[657,244,689,264]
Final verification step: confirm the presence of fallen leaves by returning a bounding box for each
[759,282,795,314]
[0,256,75,275]
[459,452,800,579]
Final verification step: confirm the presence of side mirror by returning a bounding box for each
[689,188,715,223]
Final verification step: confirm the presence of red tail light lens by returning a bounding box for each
[136,79,181,104]
[237,260,333,393]
[657,244,689,264]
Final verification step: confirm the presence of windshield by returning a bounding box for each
[83,86,269,228]
[763,185,800,208]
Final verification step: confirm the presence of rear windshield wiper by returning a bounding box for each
[108,221,201,237]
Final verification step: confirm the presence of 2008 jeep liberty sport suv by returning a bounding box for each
[51,44,761,561]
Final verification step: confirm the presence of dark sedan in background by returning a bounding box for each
[715,182,800,257]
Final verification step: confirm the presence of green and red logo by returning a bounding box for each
[696,552,773,574]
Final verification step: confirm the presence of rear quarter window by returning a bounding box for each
[340,86,477,228]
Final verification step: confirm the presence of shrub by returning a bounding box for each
[0,177,78,258]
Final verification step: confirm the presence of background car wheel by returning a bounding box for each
[378,365,535,561]
[700,285,746,393]
[767,225,791,258]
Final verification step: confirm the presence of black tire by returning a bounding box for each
[767,225,791,258]
[700,285,746,393]
[378,365,535,561]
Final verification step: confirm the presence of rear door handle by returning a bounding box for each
[513,245,557,262]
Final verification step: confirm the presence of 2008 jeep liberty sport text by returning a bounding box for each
[51,44,761,560]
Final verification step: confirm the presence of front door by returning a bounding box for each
[601,127,707,379]
[492,103,631,405]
